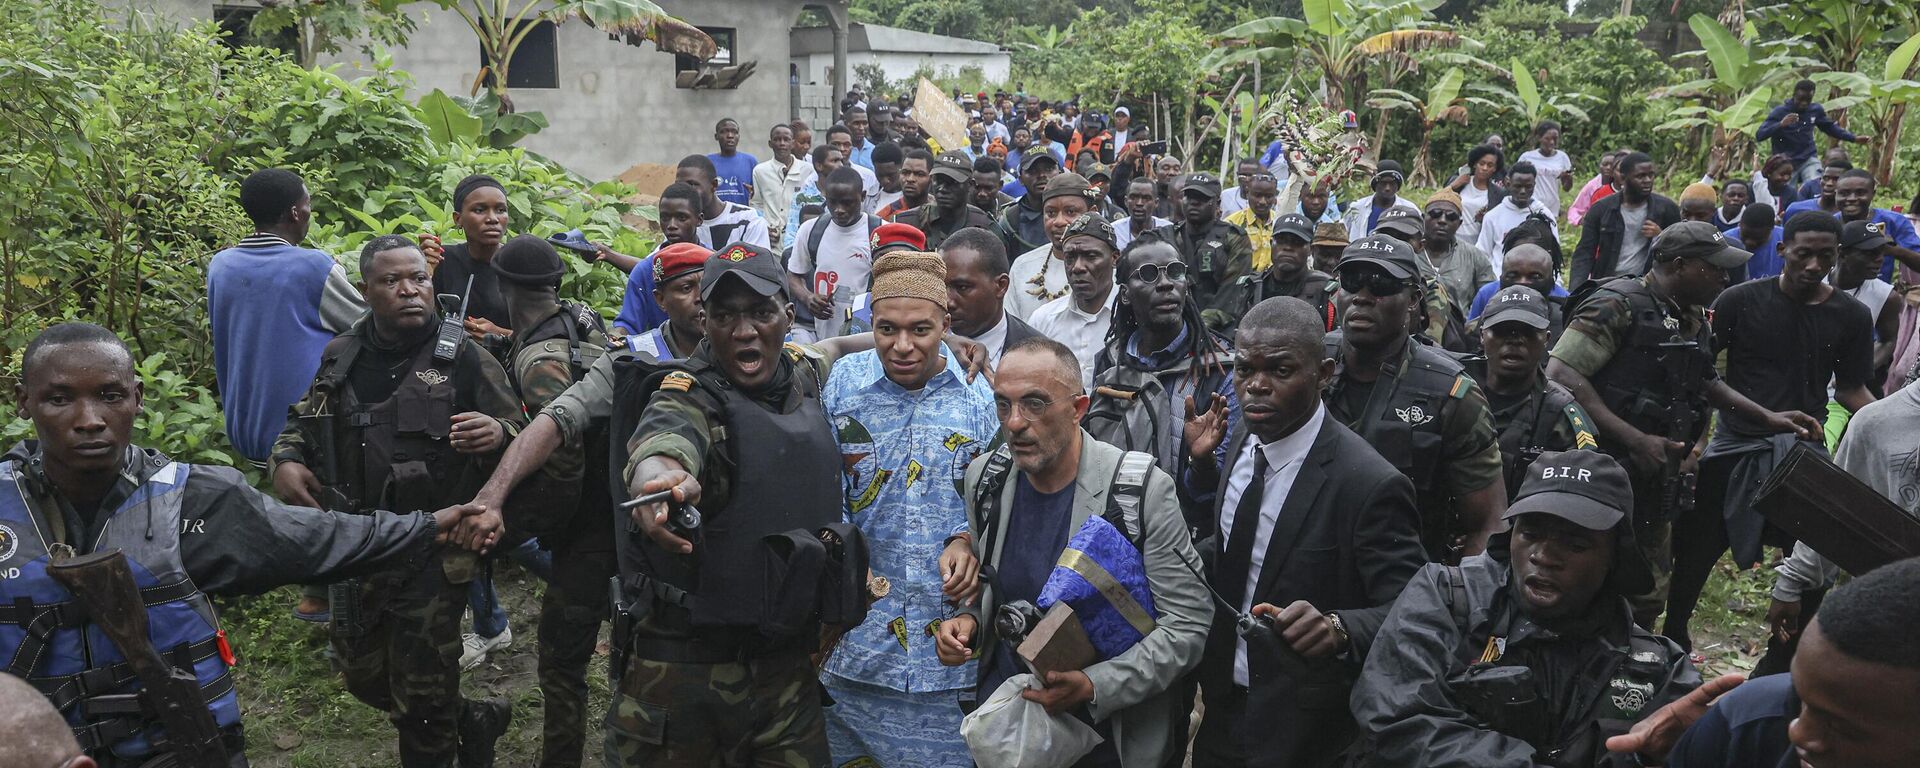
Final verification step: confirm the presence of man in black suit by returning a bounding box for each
[940,226,1042,367]
[1185,296,1430,767]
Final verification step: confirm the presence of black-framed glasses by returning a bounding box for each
[995,395,1057,419]
[1339,268,1412,297]
[1424,208,1462,222]
[1128,260,1189,284]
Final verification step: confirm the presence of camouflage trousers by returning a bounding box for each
[1628,518,1673,630]
[535,532,614,768]
[602,650,830,767]
[332,551,471,764]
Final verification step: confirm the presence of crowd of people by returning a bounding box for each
[6,80,1920,768]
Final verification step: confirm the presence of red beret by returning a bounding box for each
[871,222,928,257]
[652,242,711,287]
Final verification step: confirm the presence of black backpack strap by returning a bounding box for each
[804,213,884,262]
[1105,451,1155,550]
[973,445,1016,567]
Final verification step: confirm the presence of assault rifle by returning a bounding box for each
[50,550,229,768]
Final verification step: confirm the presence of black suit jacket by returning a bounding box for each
[1199,416,1427,768]
[1569,193,1682,290]
[998,312,1043,356]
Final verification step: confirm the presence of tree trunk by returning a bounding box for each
[1871,105,1905,187]
[1413,126,1435,188]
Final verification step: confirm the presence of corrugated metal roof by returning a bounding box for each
[791,23,1003,56]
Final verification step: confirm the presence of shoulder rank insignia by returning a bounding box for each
[1566,403,1599,450]
[1448,373,1472,399]
[783,341,823,361]
[659,371,696,392]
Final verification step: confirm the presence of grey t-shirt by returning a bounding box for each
[1617,201,1651,276]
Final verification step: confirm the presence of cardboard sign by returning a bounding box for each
[914,77,969,152]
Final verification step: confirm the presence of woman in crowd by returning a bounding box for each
[1566,150,1618,227]
[1518,120,1575,221]
[1449,144,1507,247]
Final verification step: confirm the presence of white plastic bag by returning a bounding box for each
[959,673,1103,768]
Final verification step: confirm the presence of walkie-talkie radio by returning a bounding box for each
[432,274,475,363]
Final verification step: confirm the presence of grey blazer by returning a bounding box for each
[961,431,1213,768]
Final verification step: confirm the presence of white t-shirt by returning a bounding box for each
[788,215,875,339]
[1113,215,1172,250]
[1220,187,1249,216]
[1458,181,1491,245]
[1027,285,1118,389]
[1475,198,1558,271]
[1519,149,1574,219]
[697,202,770,249]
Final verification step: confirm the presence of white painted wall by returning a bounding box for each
[132,0,812,180]
[793,51,1010,89]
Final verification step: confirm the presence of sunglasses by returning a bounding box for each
[1425,209,1462,222]
[1128,260,1190,284]
[1338,268,1411,297]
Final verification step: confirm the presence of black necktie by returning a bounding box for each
[1219,448,1269,611]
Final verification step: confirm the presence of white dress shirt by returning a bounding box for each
[1027,284,1118,389]
[1216,404,1326,686]
[972,312,1013,368]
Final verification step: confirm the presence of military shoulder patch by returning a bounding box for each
[1566,403,1599,450]
[783,341,823,361]
[1448,373,1472,399]
[659,371,697,392]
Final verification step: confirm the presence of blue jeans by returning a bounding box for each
[468,538,553,638]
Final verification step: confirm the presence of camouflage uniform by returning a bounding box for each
[604,343,840,767]
[891,203,994,250]
[271,322,524,766]
[1548,277,1715,627]
[508,306,615,768]
[1154,218,1255,310]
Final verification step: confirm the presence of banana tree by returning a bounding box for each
[1810,32,1920,185]
[1649,14,1821,174]
[1752,0,1920,75]
[1211,0,1465,113]
[1365,67,1469,186]
[431,0,714,111]
[1469,58,1601,127]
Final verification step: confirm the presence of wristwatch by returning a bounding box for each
[1326,611,1351,649]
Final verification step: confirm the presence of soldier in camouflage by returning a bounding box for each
[488,235,616,767]
[1546,221,1819,628]
[1462,285,1598,503]
[271,235,525,768]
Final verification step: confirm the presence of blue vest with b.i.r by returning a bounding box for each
[0,457,240,759]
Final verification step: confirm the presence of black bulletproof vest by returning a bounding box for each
[1581,278,1712,445]
[623,354,843,635]
[315,334,464,514]
[1326,333,1468,560]
[1492,381,1581,504]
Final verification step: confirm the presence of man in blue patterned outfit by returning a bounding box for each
[819,251,996,766]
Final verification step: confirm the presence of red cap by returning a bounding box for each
[652,242,711,287]
[871,222,928,257]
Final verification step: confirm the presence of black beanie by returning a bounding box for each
[493,234,565,288]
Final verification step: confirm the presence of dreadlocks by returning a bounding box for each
[1104,237,1231,389]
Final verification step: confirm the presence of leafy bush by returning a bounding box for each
[0,0,650,471]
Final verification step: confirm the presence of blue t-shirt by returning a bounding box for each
[978,474,1076,700]
[1724,225,1785,282]
[1468,281,1569,320]
[707,151,759,206]
[1667,673,1796,768]
[1781,198,1826,217]
[613,253,668,334]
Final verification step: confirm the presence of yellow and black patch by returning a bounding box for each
[659,371,696,392]
[1448,373,1473,399]
[889,616,909,651]
[1566,403,1599,450]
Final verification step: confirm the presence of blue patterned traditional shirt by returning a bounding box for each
[821,345,997,692]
